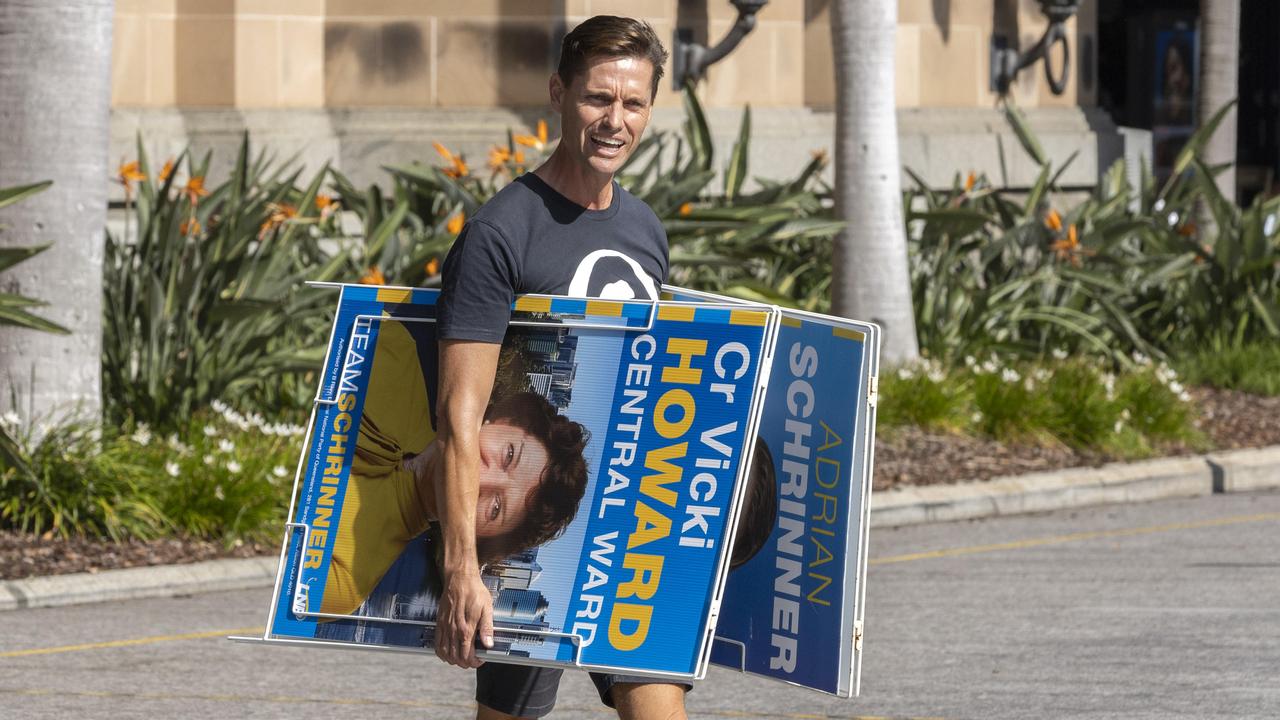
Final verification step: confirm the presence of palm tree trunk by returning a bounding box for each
[1198,0,1240,202]
[829,0,919,364]
[0,0,113,421]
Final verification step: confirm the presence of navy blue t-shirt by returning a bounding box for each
[437,173,669,343]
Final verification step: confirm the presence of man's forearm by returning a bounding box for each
[437,427,481,575]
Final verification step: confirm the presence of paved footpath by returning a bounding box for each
[3,491,1277,719]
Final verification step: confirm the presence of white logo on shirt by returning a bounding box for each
[567,249,659,300]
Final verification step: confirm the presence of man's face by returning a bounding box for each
[474,419,549,539]
[552,55,655,180]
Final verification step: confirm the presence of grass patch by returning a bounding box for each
[880,355,1203,458]
[0,402,303,543]
[1175,342,1280,396]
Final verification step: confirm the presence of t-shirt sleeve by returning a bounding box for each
[437,219,519,343]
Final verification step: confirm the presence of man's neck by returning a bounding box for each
[533,149,614,210]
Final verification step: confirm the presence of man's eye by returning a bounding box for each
[489,497,501,522]
[505,443,515,466]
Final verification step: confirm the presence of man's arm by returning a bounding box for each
[434,338,502,668]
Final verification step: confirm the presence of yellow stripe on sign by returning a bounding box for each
[782,317,803,328]
[658,305,697,322]
[834,327,865,341]
[375,288,412,304]
[514,296,552,313]
[585,300,623,317]
[729,310,767,327]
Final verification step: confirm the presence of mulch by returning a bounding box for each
[3,387,1278,581]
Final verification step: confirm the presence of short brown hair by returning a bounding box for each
[556,15,669,100]
[476,392,590,564]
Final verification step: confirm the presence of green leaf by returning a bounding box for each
[1003,103,1047,166]
[0,180,52,211]
[682,86,714,171]
[724,105,751,201]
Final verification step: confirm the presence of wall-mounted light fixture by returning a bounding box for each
[673,0,770,89]
[991,0,1082,95]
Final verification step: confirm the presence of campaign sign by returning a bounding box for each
[663,286,880,697]
[259,284,778,679]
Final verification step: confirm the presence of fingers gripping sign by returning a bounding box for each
[437,569,495,668]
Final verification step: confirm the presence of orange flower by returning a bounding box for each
[433,142,469,179]
[446,212,465,235]
[359,266,386,286]
[678,202,693,217]
[117,160,146,198]
[488,146,512,173]
[159,158,176,183]
[258,202,298,238]
[180,217,202,236]
[1044,209,1063,233]
[182,176,209,205]
[514,119,549,151]
[1049,224,1093,267]
[315,194,339,220]
[964,171,977,192]
[424,257,440,276]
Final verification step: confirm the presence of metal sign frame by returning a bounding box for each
[235,282,782,683]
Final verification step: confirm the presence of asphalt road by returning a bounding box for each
[3,491,1278,719]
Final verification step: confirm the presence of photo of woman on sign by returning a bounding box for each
[318,319,589,617]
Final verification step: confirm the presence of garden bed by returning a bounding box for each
[4,386,1277,582]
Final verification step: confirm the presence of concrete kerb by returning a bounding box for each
[0,556,278,612]
[871,445,1280,528]
[3,447,1278,613]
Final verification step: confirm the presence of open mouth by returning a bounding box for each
[590,135,625,150]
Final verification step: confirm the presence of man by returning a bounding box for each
[433,15,688,720]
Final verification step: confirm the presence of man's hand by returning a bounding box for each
[436,566,495,668]
[434,339,503,668]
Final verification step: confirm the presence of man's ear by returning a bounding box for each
[549,73,564,111]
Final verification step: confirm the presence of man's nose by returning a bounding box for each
[602,101,622,129]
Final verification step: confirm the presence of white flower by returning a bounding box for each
[971,411,983,423]
[1154,199,1166,212]
[1168,380,1184,395]
[0,411,19,431]
[1167,211,1180,226]
[1120,409,1132,421]
[1001,368,1020,383]
[1265,213,1277,237]
[203,454,215,466]
[211,399,228,414]
[1051,347,1068,360]
[1114,420,1124,433]
[1132,352,1151,366]
[203,425,217,437]
[219,438,235,453]
[227,460,242,474]
[1178,390,1192,403]
[273,465,289,479]
[214,484,226,500]
[1033,368,1051,383]
[897,365,916,380]
[131,423,153,445]
[165,461,181,478]
[964,355,976,368]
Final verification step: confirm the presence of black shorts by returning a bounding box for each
[475,661,691,717]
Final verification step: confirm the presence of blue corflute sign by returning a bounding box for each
[663,286,880,697]
[258,284,778,680]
